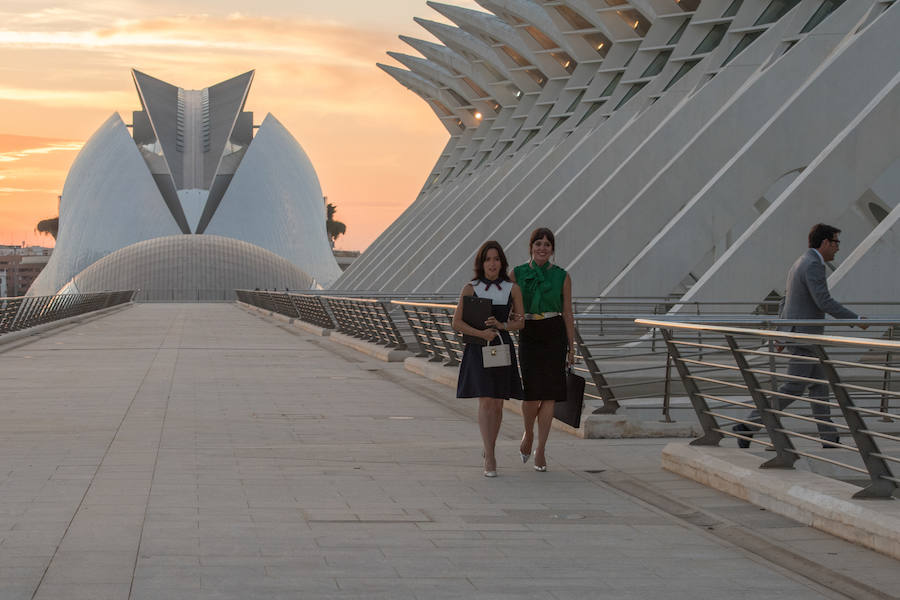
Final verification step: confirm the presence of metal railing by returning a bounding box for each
[0,291,135,336]
[392,301,462,366]
[237,290,461,350]
[322,296,407,349]
[638,319,900,498]
[238,290,900,425]
[236,290,335,329]
[566,300,900,418]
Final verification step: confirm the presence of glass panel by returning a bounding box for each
[615,82,647,110]
[800,0,846,33]
[667,19,690,45]
[663,60,699,91]
[536,106,552,127]
[754,0,802,26]
[693,23,728,55]
[723,0,744,17]
[721,31,761,66]
[566,89,586,113]
[516,128,539,150]
[641,51,672,78]
[599,72,622,98]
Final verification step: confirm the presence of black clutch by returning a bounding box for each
[461,295,492,345]
[554,369,585,428]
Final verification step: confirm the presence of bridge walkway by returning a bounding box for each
[0,303,898,599]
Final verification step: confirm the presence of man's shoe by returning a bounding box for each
[821,437,840,449]
[732,423,754,449]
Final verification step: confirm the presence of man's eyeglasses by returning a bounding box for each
[829,238,841,246]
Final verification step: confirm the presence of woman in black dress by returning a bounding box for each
[510,228,576,472]
[452,241,524,477]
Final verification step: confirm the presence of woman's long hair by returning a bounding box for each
[473,240,511,281]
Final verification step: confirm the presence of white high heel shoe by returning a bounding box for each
[482,450,497,477]
[520,434,532,463]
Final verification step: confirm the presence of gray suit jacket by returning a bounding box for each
[778,248,857,335]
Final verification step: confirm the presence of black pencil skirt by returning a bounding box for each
[518,316,567,403]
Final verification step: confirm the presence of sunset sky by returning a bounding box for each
[0,0,480,250]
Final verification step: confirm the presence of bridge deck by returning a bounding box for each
[1,303,898,599]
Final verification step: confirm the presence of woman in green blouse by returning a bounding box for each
[509,227,576,471]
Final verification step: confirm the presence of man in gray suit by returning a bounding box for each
[734,224,866,448]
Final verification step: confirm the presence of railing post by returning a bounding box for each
[724,335,797,468]
[768,337,779,393]
[379,302,407,350]
[660,328,723,446]
[437,307,460,367]
[574,329,619,415]
[881,326,895,423]
[812,344,897,499]
[421,307,444,362]
[661,350,673,423]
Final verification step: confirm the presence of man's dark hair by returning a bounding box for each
[529,227,555,252]
[473,240,510,281]
[809,223,841,248]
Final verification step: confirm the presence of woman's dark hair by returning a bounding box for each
[529,227,555,252]
[808,223,840,248]
[473,240,510,281]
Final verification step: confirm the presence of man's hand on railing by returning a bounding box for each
[857,316,869,330]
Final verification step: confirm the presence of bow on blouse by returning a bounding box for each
[479,277,503,291]
[518,263,553,314]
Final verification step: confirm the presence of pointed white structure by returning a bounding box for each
[29,71,341,298]
[336,0,900,312]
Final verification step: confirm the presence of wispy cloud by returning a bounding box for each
[0,86,132,107]
[0,14,391,68]
[0,186,60,193]
[0,141,83,163]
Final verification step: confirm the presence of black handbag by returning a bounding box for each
[554,369,585,428]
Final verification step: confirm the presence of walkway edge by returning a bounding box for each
[662,441,900,560]
[0,302,134,347]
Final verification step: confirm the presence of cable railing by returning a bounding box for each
[637,319,900,498]
[0,291,135,336]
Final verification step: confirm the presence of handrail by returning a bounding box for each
[0,291,135,336]
[638,319,900,498]
[637,318,900,349]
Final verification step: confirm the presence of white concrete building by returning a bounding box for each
[29,71,341,299]
[335,0,900,309]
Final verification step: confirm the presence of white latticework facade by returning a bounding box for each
[336,0,900,311]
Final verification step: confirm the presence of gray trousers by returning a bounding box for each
[748,345,838,440]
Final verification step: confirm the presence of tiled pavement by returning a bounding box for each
[0,303,898,600]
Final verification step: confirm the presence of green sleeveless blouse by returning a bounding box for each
[513,262,567,314]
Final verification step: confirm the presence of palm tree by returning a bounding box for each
[36,216,59,239]
[324,198,346,248]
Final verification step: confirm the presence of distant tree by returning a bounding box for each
[324,197,346,248]
[36,216,59,240]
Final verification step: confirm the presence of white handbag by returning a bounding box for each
[482,338,511,368]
